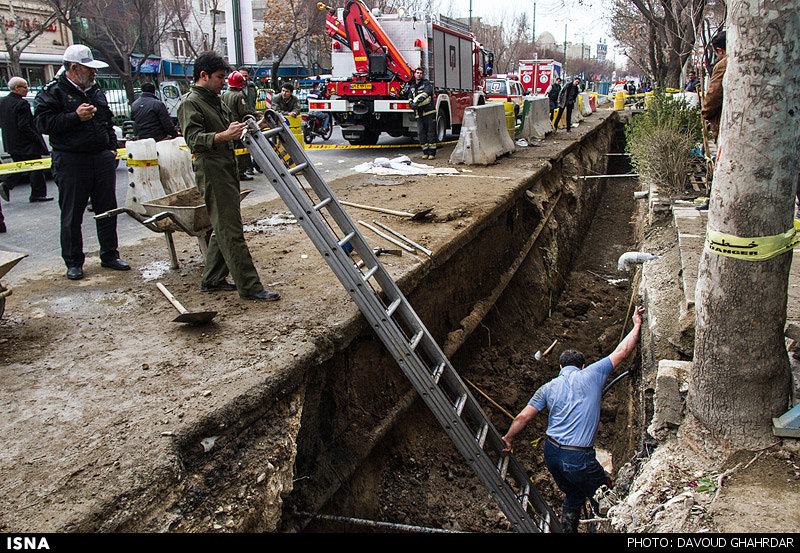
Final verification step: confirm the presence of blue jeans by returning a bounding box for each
[543,438,610,512]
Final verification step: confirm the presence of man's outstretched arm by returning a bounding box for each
[608,306,644,368]
[501,404,539,452]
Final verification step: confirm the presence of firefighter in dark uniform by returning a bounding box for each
[34,44,130,281]
[221,70,255,181]
[177,51,279,302]
[404,67,437,159]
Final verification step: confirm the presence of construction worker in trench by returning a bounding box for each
[403,67,437,160]
[501,306,644,532]
[177,51,280,302]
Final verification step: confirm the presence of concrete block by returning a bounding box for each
[516,97,554,141]
[155,137,195,196]
[125,138,166,214]
[648,360,692,435]
[450,103,515,165]
[579,92,593,116]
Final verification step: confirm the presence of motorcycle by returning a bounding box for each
[302,112,334,143]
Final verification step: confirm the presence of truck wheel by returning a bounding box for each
[436,109,447,142]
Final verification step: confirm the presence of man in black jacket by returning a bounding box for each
[545,77,562,119]
[34,44,130,281]
[131,82,178,141]
[553,77,581,133]
[0,76,52,202]
[404,67,437,159]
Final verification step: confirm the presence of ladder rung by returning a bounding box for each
[289,162,308,175]
[362,265,378,282]
[432,362,445,383]
[313,197,332,211]
[262,127,282,138]
[338,232,355,248]
[476,423,489,448]
[386,298,402,317]
[498,455,510,480]
[409,330,424,350]
[454,393,468,416]
[519,483,531,510]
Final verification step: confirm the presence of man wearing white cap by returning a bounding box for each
[34,44,130,280]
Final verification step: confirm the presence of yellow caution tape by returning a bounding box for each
[303,140,457,150]
[705,221,800,261]
[0,157,52,175]
[126,158,159,167]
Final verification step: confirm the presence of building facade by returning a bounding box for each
[0,0,72,86]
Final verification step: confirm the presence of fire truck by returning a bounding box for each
[518,59,563,95]
[313,1,494,145]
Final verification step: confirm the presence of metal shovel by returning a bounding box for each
[156,282,217,324]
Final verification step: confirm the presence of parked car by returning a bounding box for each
[484,76,526,119]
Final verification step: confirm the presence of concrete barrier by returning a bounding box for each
[579,92,593,116]
[588,94,597,111]
[155,137,194,195]
[125,138,166,214]
[671,92,699,109]
[450,103,515,165]
[516,96,554,141]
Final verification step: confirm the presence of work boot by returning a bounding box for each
[244,288,280,302]
[560,505,582,533]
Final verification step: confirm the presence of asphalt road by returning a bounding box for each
[0,127,424,281]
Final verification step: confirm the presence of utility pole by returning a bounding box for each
[469,0,472,31]
[532,2,536,49]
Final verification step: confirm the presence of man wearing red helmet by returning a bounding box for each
[222,70,256,181]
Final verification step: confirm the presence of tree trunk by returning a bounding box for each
[687,0,800,455]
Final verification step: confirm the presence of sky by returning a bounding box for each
[443,0,619,63]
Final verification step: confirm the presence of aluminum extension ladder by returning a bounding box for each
[243,113,561,533]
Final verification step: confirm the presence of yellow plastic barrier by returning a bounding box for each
[504,102,516,139]
[614,92,625,110]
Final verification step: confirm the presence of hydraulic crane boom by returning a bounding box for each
[319,0,414,81]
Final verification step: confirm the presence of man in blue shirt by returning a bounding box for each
[502,306,644,532]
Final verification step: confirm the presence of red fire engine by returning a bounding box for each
[518,59,563,95]
[313,1,494,145]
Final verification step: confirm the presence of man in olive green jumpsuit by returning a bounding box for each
[178,51,279,302]
[221,70,255,181]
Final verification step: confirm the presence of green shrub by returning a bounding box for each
[625,92,703,195]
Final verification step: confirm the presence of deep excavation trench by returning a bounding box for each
[284,120,644,533]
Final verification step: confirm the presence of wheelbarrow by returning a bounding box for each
[95,187,253,270]
[0,250,27,319]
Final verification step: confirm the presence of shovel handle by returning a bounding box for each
[340,201,414,218]
[156,282,188,315]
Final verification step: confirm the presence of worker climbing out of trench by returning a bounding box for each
[501,305,644,532]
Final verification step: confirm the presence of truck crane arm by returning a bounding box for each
[318,1,414,82]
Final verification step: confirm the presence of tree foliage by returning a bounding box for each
[607,0,707,88]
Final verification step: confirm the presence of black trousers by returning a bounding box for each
[5,152,47,199]
[553,104,575,130]
[52,150,119,268]
[416,112,437,154]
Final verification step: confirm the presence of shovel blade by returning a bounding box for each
[409,207,433,220]
[173,311,217,324]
